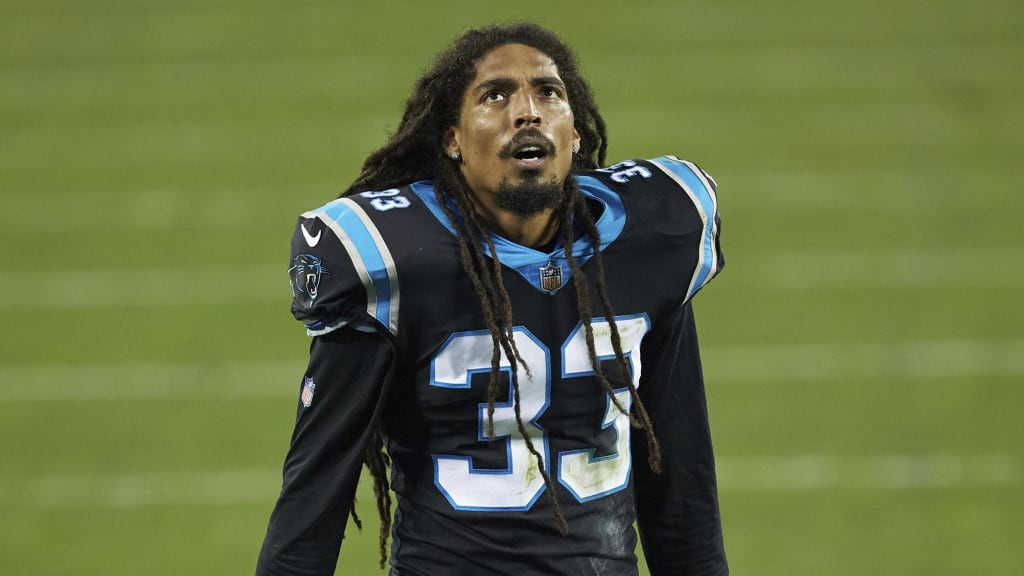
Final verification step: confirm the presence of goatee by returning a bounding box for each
[493,177,566,217]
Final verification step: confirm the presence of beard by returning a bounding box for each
[493,176,566,217]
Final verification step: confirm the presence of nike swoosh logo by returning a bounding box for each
[301,224,321,247]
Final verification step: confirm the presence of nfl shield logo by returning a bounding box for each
[539,261,563,293]
[301,377,316,408]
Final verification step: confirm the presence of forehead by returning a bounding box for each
[469,43,561,85]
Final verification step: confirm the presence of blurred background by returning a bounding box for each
[1,0,1021,574]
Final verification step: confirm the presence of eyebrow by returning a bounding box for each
[472,76,566,95]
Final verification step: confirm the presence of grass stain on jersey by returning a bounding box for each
[523,452,540,486]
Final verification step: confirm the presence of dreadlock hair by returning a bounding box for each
[342,22,662,568]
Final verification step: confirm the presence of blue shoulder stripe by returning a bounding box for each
[302,198,400,335]
[649,156,723,301]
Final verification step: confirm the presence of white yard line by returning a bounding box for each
[703,338,1024,383]
[0,470,280,510]
[2,187,332,233]
[0,265,283,309]
[0,454,1016,510]
[1,338,1021,403]
[4,169,1021,233]
[1,247,1021,311]
[721,169,1022,213]
[747,248,1024,289]
[716,453,1021,491]
[0,361,305,402]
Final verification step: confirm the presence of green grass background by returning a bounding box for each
[2,0,1022,574]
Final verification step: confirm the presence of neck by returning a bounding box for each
[474,204,560,248]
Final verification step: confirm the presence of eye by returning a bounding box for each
[482,90,506,103]
[541,86,563,98]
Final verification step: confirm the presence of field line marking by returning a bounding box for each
[0,361,306,402]
[1,247,1022,311]
[0,265,283,309]
[1,186,336,233]
[5,169,1023,234]
[747,247,1024,289]
[0,453,1016,510]
[703,338,1024,382]
[716,453,1020,491]
[1,338,1021,403]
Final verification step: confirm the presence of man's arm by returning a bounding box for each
[256,327,395,576]
[633,301,728,576]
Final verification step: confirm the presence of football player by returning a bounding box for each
[257,23,728,576]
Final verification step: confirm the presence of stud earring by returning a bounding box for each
[572,143,579,155]
[451,150,461,161]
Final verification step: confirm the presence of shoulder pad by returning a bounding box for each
[288,192,405,336]
[585,156,724,301]
[647,156,723,300]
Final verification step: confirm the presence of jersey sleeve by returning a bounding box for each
[287,197,400,337]
[256,327,396,575]
[647,156,725,302]
[633,301,729,576]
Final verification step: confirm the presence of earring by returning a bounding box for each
[572,143,579,155]
[451,150,461,161]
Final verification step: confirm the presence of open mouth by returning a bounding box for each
[512,144,549,169]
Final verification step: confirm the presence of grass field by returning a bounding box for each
[2,0,1022,574]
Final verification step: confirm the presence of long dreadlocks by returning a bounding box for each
[342,23,662,568]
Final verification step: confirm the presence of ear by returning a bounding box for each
[443,127,459,159]
[572,128,581,154]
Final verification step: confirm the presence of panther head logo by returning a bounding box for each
[288,254,331,304]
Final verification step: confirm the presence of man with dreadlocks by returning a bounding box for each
[257,22,727,576]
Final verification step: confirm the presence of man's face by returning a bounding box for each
[446,43,581,215]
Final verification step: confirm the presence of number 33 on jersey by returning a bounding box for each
[432,315,649,510]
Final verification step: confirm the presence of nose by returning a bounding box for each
[513,93,541,129]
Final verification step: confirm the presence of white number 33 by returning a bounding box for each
[360,188,411,212]
[430,315,649,511]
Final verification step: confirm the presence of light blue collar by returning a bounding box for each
[409,176,626,294]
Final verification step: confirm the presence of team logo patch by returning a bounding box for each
[301,377,316,407]
[289,254,331,305]
[539,261,564,293]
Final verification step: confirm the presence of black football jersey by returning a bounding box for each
[261,157,726,576]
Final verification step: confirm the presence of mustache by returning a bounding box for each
[498,128,557,159]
